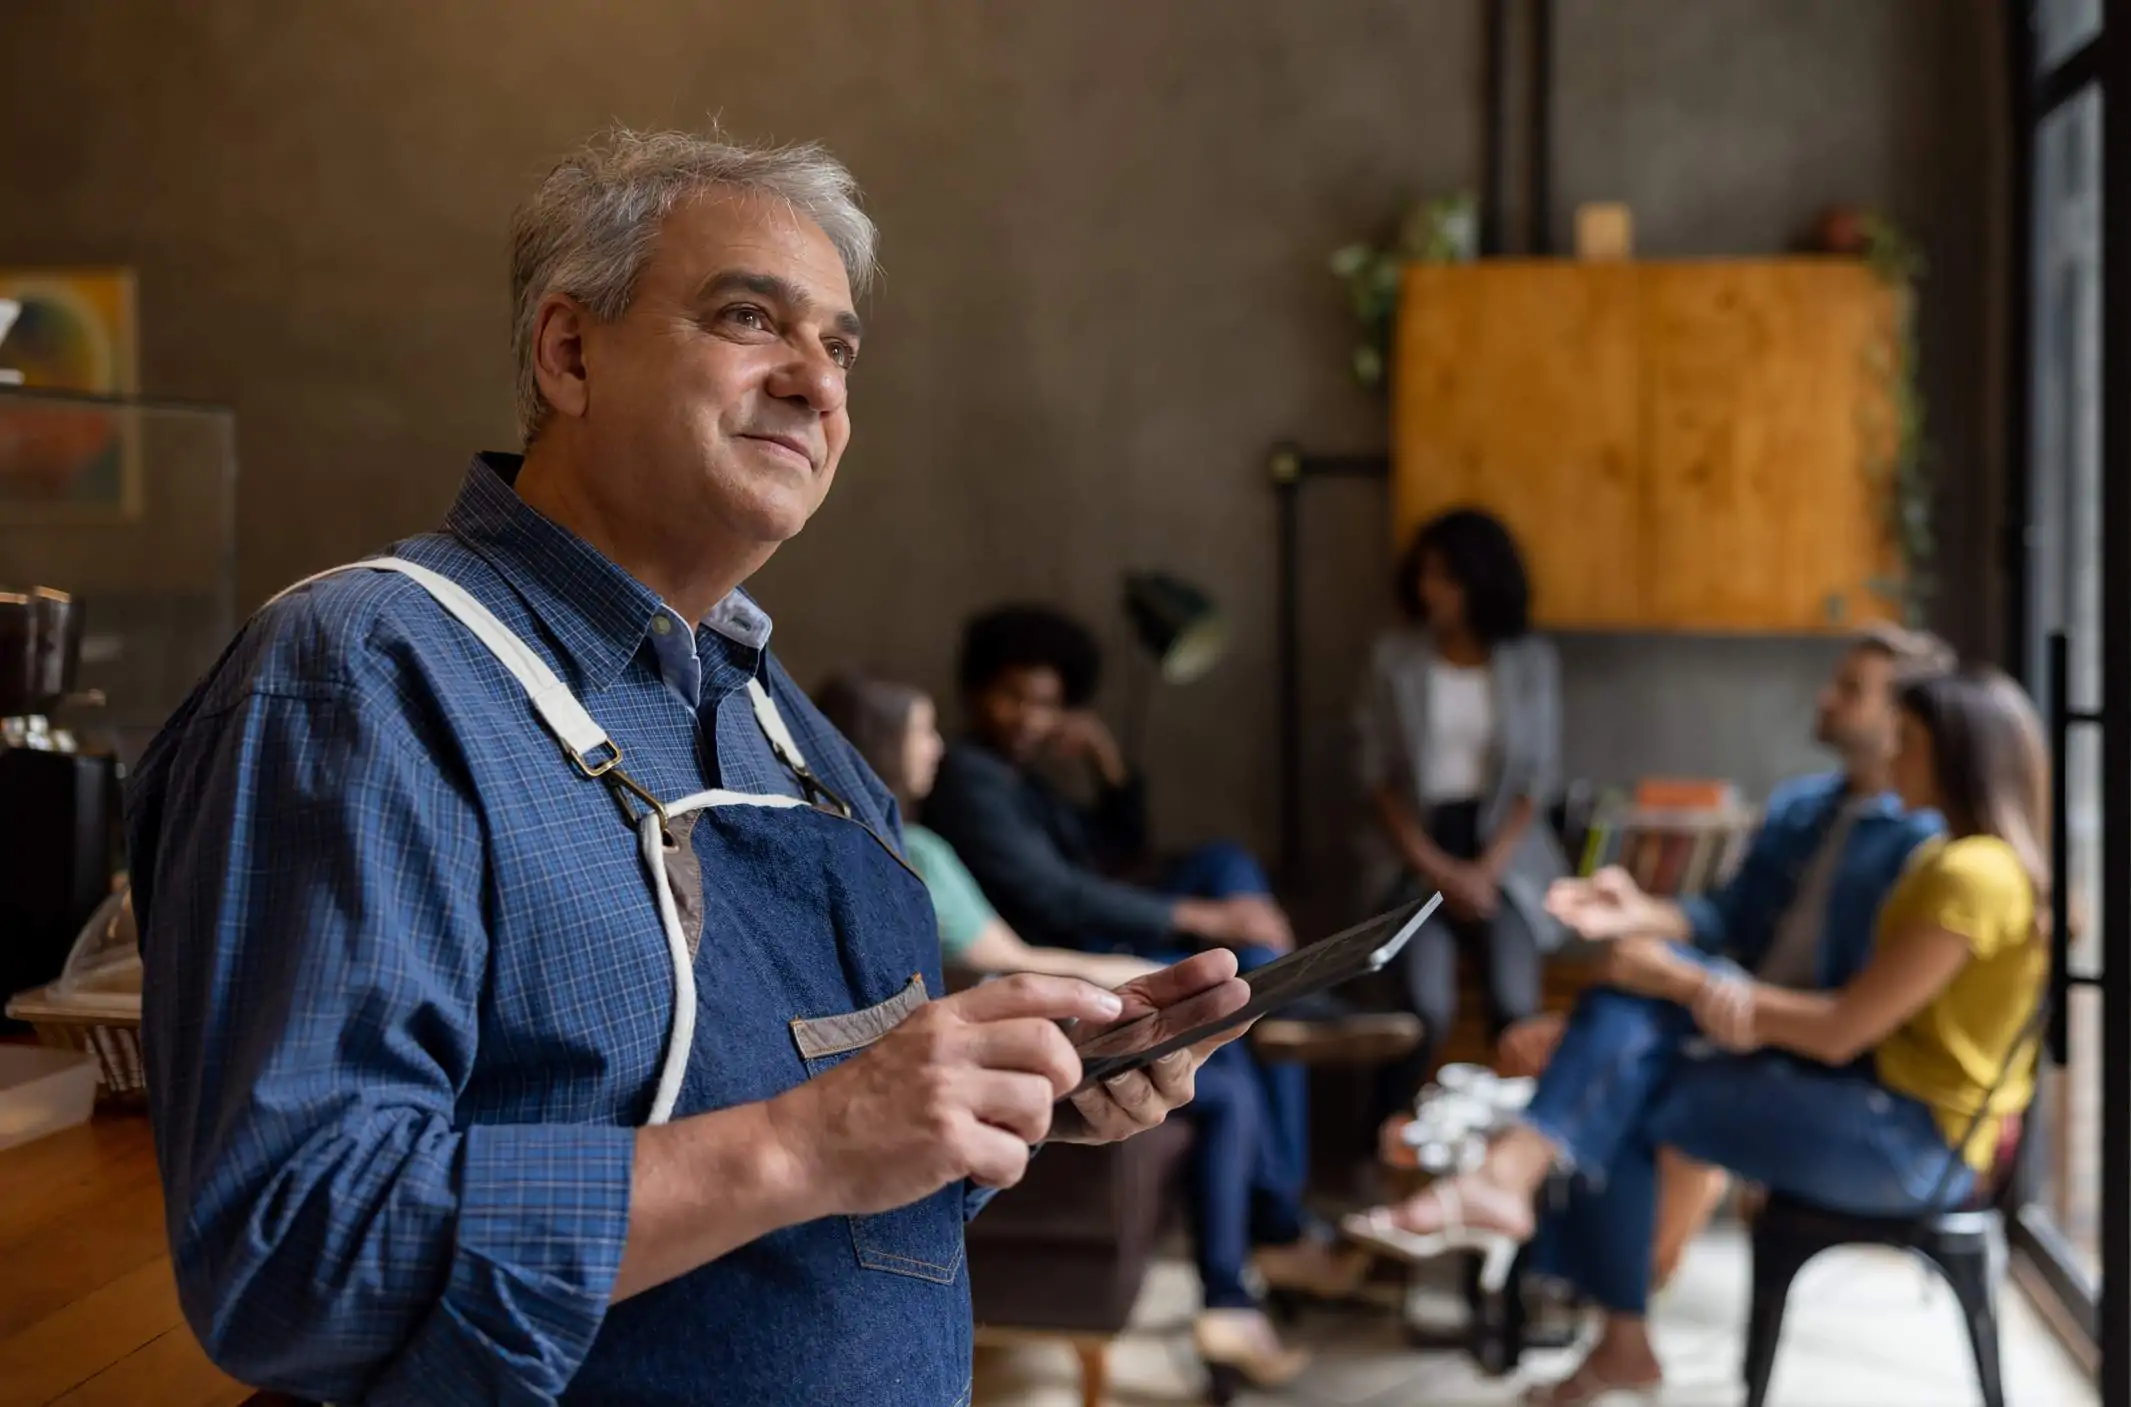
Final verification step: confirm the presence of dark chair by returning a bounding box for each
[1741,1115,2023,1407]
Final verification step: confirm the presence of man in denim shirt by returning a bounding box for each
[128,129,1248,1407]
[1549,623,1954,981]
[1479,623,1953,1393]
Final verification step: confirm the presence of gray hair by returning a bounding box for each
[509,126,878,444]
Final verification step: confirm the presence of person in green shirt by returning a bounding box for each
[816,668,1367,1389]
[815,671,1158,989]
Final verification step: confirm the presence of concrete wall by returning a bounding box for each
[0,0,2003,902]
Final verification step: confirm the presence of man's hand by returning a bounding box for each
[766,974,1122,1217]
[1050,710,1129,789]
[1049,949,1252,1145]
[1594,935,1698,1002]
[1173,894,1295,952]
[1546,865,1668,942]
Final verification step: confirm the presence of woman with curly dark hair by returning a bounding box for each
[1356,506,1572,1108]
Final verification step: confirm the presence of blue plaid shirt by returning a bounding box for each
[128,454,910,1404]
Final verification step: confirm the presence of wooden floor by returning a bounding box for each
[0,1113,248,1407]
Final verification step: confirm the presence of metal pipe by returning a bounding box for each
[2047,633,2071,1065]
[1529,0,1555,254]
[1481,0,1508,256]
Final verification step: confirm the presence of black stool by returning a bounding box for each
[1743,1192,2004,1407]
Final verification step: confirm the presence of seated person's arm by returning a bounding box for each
[958,919,1161,989]
[1477,795,1535,884]
[929,755,1186,954]
[910,826,1157,988]
[1688,840,2028,1066]
[1727,925,1970,1066]
[1371,783,1463,891]
[1060,710,1153,866]
[138,688,814,1402]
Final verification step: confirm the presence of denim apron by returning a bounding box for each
[297,558,972,1406]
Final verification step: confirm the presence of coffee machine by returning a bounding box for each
[0,587,120,1015]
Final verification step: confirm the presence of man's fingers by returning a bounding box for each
[944,971,1124,1027]
[1112,948,1240,1012]
[962,1018,1083,1097]
[1147,1048,1198,1105]
[1090,1068,1164,1126]
[961,1118,1037,1190]
[964,1070,1058,1145]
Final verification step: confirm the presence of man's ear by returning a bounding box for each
[531,293,592,423]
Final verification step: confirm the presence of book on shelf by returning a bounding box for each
[1567,778,1760,899]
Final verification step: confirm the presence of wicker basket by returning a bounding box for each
[6,987,146,1101]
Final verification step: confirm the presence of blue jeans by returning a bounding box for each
[1156,841,1311,1308]
[1521,950,1973,1315]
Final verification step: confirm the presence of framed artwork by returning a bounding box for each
[0,268,143,520]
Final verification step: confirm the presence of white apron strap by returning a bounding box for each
[745,677,809,771]
[746,677,854,817]
[271,557,617,775]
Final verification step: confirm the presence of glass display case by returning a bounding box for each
[0,387,237,765]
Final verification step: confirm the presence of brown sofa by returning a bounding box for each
[967,1118,1194,1405]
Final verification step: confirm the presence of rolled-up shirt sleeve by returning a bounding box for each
[133,681,634,1405]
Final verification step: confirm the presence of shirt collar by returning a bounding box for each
[442,452,774,694]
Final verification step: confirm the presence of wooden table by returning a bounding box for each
[0,1113,249,1407]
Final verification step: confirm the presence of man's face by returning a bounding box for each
[1813,646,1899,762]
[577,191,860,548]
[970,666,1066,765]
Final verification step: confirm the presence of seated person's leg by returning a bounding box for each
[1525,1143,1664,1322]
[1496,1010,1564,1077]
[1224,945,1313,1196]
[1652,1151,1730,1291]
[1516,981,1699,1175]
[1182,1046,1266,1312]
[1351,971,1716,1255]
[1645,1051,1975,1219]
[1180,1045,1322,1385]
[1161,839,1272,900]
[1481,900,1544,1043]
[1498,1012,1727,1294]
[1372,915,1459,1123]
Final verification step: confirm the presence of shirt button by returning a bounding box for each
[651,615,672,635]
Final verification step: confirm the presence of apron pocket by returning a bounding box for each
[792,976,968,1285]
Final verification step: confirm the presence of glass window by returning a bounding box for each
[2038,0,2103,73]
[2027,80,2102,1278]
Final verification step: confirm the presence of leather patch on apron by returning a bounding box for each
[789,974,930,1060]
[658,811,705,961]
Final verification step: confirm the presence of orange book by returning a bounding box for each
[1634,777,1737,810]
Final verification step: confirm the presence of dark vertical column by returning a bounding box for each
[1272,448,1303,878]
[2005,1,2036,676]
[1481,0,1509,256]
[1529,0,1554,254]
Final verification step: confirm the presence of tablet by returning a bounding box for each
[1069,892,1442,1093]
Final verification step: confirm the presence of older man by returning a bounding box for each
[128,129,1248,1407]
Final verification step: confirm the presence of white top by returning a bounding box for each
[1421,660,1494,803]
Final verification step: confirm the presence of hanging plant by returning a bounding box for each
[1857,212,1934,628]
[1329,192,1477,393]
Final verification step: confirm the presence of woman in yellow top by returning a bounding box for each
[1344,666,2049,1405]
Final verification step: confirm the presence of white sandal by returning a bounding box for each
[1340,1179,1526,1292]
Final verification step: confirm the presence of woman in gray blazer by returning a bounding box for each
[1356,508,1570,1109]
